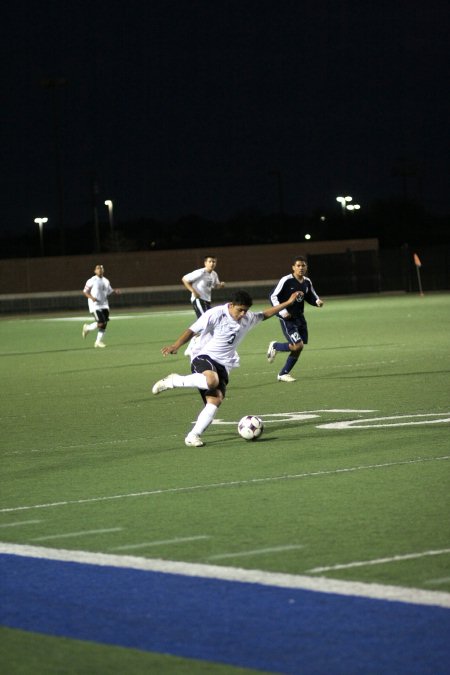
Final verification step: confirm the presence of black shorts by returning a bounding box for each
[279,315,308,345]
[192,298,211,319]
[191,354,228,402]
[93,308,110,326]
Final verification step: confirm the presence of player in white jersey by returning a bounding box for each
[182,256,225,317]
[181,255,225,356]
[152,289,300,447]
[82,264,120,348]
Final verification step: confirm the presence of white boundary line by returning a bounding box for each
[1,455,448,514]
[39,311,193,322]
[1,542,449,608]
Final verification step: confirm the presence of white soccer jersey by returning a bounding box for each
[83,275,113,313]
[189,303,264,372]
[183,268,221,302]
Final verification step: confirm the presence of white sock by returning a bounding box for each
[172,373,208,389]
[191,403,218,436]
[96,330,105,343]
[86,322,97,332]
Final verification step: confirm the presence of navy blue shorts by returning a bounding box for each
[191,354,228,402]
[278,315,308,345]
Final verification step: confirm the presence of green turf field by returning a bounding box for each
[1,292,449,673]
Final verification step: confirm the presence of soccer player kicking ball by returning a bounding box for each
[152,289,300,447]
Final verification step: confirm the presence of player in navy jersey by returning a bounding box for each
[267,256,324,382]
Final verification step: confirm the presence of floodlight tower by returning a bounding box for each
[336,195,353,214]
[34,217,48,256]
[104,199,114,234]
[41,77,67,254]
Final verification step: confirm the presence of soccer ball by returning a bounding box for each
[238,415,264,441]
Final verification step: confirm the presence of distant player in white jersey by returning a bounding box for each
[152,289,300,447]
[181,255,225,356]
[82,264,120,348]
[182,255,225,317]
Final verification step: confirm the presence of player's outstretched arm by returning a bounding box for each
[161,329,195,356]
[262,291,300,320]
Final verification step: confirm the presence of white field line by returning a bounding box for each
[208,545,304,560]
[212,408,377,425]
[0,520,43,528]
[319,412,450,429]
[109,535,210,551]
[30,528,122,542]
[426,577,450,586]
[1,455,448,514]
[1,542,449,609]
[307,548,450,573]
[40,311,193,322]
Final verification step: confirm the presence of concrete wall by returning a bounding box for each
[0,239,378,294]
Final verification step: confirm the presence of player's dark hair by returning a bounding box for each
[204,255,217,261]
[293,255,307,264]
[231,290,253,307]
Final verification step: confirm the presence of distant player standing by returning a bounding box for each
[267,256,323,382]
[181,256,225,355]
[82,264,120,348]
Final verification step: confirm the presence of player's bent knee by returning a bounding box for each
[206,373,220,389]
[291,342,304,352]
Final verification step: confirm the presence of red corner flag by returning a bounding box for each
[413,253,424,296]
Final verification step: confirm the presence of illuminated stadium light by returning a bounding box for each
[34,217,48,256]
[104,199,114,233]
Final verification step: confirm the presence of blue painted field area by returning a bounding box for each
[1,554,449,674]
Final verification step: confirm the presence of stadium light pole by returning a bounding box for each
[104,200,114,234]
[40,77,67,254]
[34,217,48,256]
[336,195,353,215]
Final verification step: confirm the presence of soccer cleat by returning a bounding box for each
[184,433,204,447]
[152,373,178,395]
[94,341,106,348]
[277,373,296,382]
[267,341,277,363]
[82,324,89,339]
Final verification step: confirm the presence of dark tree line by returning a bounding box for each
[1,198,447,259]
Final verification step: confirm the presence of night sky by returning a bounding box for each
[2,0,450,236]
